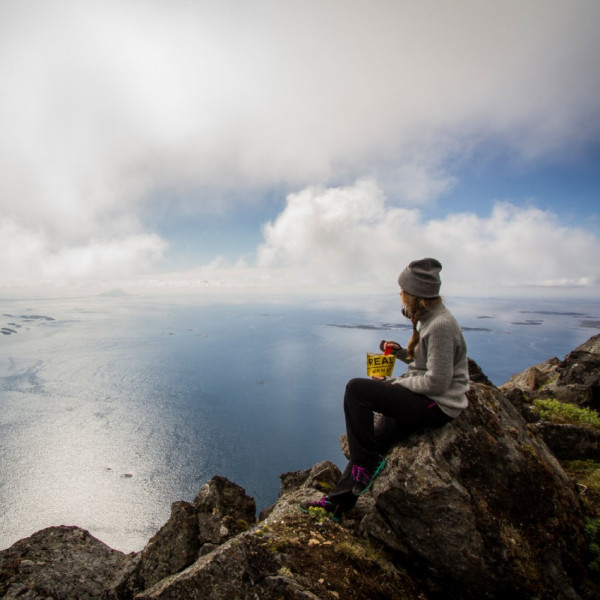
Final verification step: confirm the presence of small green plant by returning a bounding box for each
[307,506,329,522]
[564,459,600,493]
[255,525,268,537]
[236,519,250,531]
[338,538,389,568]
[317,480,335,492]
[584,517,600,572]
[533,399,600,428]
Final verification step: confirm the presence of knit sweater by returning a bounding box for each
[392,302,469,418]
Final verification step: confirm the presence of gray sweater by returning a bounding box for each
[392,302,469,418]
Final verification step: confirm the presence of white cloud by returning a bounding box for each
[257,180,600,293]
[1,217,166,287]
[257,179,387,283]
[1,1,599,290]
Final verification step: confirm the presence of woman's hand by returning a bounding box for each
[371,375,388,381]
[379,340,401,354]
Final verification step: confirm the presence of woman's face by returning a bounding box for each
[400,289,412,319]
[399,289,406,306]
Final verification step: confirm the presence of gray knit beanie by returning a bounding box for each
[397,258,442,298]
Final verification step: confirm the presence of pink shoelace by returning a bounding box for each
[351,465,371,484]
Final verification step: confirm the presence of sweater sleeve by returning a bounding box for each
[394,346,411,364]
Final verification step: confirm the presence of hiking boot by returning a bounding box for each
[351,457,386,496]
[298,496,341,522]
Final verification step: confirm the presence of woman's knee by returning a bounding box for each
[345,378,365,396]
[344,378,375,410]
[344,378,370,400]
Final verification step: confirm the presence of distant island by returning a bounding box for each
[99,288,129,298]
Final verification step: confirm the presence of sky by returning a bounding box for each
[1,0,599,298]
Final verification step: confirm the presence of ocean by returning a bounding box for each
[1,292,599,552]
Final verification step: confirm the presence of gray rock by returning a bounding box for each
[501,333,600,408]
[363,382,590,599]
[468,356,495,386]
[501,357,561,395]
[0,526,133,599]
[501,333,600,458]
[193,475,256,546]
[576,334,600,355]
[125,501,200,593]
[531,422,600,460]
[112,476,256,597]
[135,466,416,600]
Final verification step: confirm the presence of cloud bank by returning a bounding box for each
[255,179,600,294]
[139,180,600,296]
[1,1,599,293]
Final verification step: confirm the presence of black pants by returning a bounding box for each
[328,378,452,513]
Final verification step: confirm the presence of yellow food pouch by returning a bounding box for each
[366,353,396,378]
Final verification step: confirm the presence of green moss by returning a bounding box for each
[564,460,600,494]
[338,538,388,567]
[306,506,333,523]
[261,538,289,554]
[563,459,600,523]
[584,517,600,572]
[247,513,426,599]
[533,398,600,428]
[236,519,250,531]
[316,480,335,492]
[520,561,542,583]
[539,374,559,389]
[521,444,538,459]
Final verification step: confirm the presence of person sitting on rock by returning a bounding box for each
[300,257,469,520]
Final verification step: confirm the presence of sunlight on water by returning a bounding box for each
[1,294,599,551]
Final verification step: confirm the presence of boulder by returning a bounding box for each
[576,334,600,355]
[0,526,133,599]
[113,476,256,597]
[502,333,600,410]
[468,357,495,387]
[501,358,561,399]
[557,350,600,410]
[193,475,256,546]
[501,333,600,460]
[531,422,600,460]
[0,478,258,600]
[113,501,200,596]
[362,382,591,599]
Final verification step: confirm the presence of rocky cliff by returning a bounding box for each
[2,336,600,599]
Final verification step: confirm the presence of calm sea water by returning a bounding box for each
[1,293,599,552]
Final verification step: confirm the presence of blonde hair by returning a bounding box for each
[402,291,442,360]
